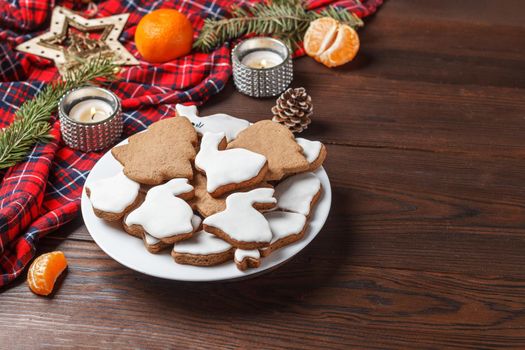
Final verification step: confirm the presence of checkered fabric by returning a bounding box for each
[0,0,382,286]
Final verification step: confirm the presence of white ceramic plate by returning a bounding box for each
[81,138,332,282]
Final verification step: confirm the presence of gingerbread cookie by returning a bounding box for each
[142,233,170,254]
[274,172,322,217]
[172,221,234,266]
[227,120,309,181]
[112,117,198,185]
[189,173,273,218]
[195,132,268,197]
[296,137,327,171]
[123,178,195,244]
[86,171,141,222]
[203,188,276,249]
[116,191,146,239]
[260,211,308,257]
[144,214,201,254]
[234,249,261,271]
[175,104,251,142]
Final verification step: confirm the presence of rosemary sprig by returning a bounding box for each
[0,58,118,169]
[193,0,364,52]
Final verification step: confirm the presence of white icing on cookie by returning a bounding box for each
[125,179,194,239]
[173,230,232,255]
[234,249,260,262]
[191,214,202,231]
[144,233,160,245]
[296,138,322,163]
[264,211,307,243]
[203,188,276,243]
[145,214,201,246]
[87,171,140,213]
[274,172,321,216]
[176,104,251,142]
[195,132,267,193]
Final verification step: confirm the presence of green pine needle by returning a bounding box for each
[0,57,118,169]
[193,0,364,52]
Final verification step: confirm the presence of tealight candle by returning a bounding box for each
[241,51,284,69]
[232,37,293,98]
[68,100,113,123]
[58,86,123,152]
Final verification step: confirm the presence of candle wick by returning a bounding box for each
[90,107,97,120]
[89,107,106,120]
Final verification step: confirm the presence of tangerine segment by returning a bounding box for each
[27,251,68,296]
[135,9,194,63]
[319,24,360,68]
[304,17,338,58]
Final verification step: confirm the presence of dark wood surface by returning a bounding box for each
[3,1,525,348]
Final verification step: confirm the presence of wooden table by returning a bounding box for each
[3,1,525,348]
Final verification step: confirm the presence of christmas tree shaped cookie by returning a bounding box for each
[112,117,198,185]
[227,120,309,181]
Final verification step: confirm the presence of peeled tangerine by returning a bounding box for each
[27,251,68,296]
[304,17,360,68]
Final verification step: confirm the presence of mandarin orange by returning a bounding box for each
[304,17,338,58]
[135,9,194,63]
[27,251,68,296]
[304,17,360,68]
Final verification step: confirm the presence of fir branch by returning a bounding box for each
[313,7,364,27]
[0,57,118,169]
[193,1,364,52]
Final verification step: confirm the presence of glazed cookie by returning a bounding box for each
[143,215,201,253]
[260,211,308,257]
[189,173,273,218]
[195,132,268,197]
[227,120,309,181]
[145,214,200,255]
[86,171,141,222]
[234,249,261,271]
[175,104,250,142]
[142,233,170,254]
[116,192,146,239]
[171,220,234,266]
[296,137,327,171]
[112,117,198,185]
[274,172,322,217]
[124,178,195,244]
[203,188,277,249]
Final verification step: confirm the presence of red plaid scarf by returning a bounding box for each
[0,0,382,286]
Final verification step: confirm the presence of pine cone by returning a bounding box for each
[271,87,313,133]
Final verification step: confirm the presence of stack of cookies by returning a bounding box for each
[86,104,327,271]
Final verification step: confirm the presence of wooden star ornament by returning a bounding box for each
[16,6,139,76]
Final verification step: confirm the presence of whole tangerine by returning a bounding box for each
[135,9,194,63]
